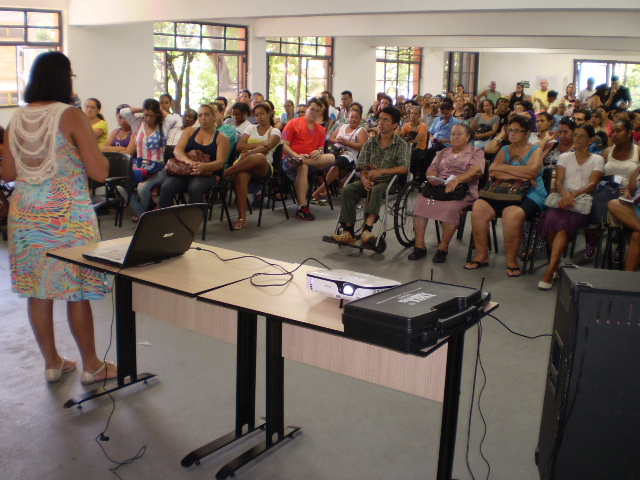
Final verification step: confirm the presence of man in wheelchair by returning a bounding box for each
[330,106,410,246]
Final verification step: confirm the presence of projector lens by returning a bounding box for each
[342,284,355,296]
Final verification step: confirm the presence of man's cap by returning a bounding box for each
[587,77,595,84]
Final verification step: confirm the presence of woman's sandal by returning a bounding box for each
[81,361,118,385]
[44,357,77,383]
[463,261,489,270]
[131,215,140,223]
[233,219,247,230]
[506,266,522,277]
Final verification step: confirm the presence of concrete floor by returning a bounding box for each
[0,195,586,480]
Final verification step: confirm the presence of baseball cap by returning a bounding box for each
[587,77,595,84]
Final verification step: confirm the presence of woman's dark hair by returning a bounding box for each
[463,102,477,117]
[231,102,251,115]
[565,83,575,95]
[453,122,474,142]
[142,98,164,134]
[508,114,531,132]
[547,90,558,101]
[86,98,105,120]
[537,111,553,123]
[595,84,608,102]
[558,116,577,130]
[575,123,596,139]
[521,100,533,112]
[318,97,330,123]
[253,102,270,115]
[160,93,173,102]
[24,51,73,104]
[210,102,224,114]
[350,102,363,114]
[613,118,633,133]
[116,103,130,115]
[483,99,494,110]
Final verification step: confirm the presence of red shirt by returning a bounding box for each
[281,116,326,155]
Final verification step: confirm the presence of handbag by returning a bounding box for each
[591,180,620,224]
[544,192,593,215]
[420,181,468,201]
[479,178,531,202]
[166,150,213,177]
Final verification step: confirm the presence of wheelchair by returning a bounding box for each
[322,169,421,253]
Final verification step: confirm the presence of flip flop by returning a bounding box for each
[233,219,247,230]
[506,266,522,277]
[463,261,489,270]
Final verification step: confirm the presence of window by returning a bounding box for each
[575,59,640,108]
[443,52,478,99]
[375,47,421,100]
[154,22,247,114]
[266,37,333,116]
[0,8,61,107]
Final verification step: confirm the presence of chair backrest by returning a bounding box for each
[164,145,175,163]
[103,152,134,200]
[271,143,284,175]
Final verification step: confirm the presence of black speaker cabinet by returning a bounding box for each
[536,266,640,480]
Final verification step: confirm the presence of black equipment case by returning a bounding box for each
[342,279,489,353]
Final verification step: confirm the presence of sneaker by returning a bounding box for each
[295,206,315,221]
[331,231,355,245]
[361,230,375,246]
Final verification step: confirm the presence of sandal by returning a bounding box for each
[463,260,489,270]
[44,357,77,383]
[233,219,247,230]
[131,215,140,223]
[506,266,522,277]
[80,361,117,385]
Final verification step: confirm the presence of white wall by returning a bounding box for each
[478,52,640,100]
[67,23,155,131]
[332,37,376,108]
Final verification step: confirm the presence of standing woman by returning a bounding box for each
[85,97,108,149]
[1,52,117,384]
[223,103,280,229]
[102,104,132,152]
[123,99,178,222]
[563,83,577,116]
[508,83,525,110]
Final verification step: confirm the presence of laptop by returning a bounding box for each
[83,203,207,267]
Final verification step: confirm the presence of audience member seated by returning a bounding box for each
[225,102,252,136]
[159,104,229,209]
[536,124,604,290]
[453,96,465,120]
[296,103,307,118]
[461,102,477,125]
[409,123,485,263]
[122,99,179,221]
[210,102,238,168]
[160,93,183,134]
[248,92,264,124]
[280,100,295,126]
[215,96,228,118]
[85,98,108,149]
[222,102,281,229]
[601,119,639,190]
[167,108,197,146]
[281,97,335,220]
[552,102,567,129]
[402,106,428,176]
[588,107,609,149]
[330,106,410,246]
[422,97,440,129]
[529,111,554,145]
[470,100,499,149]
[366,95,392,134]
[339,90,354,120]
[265,100,284,131]
[607,165,640,271]
[102,104,132,152]
[465,115,546,276]
[547,90,561,117]
[418,100,460,182]
[311,106,367,204]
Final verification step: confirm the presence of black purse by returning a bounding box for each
[420,181,469,201]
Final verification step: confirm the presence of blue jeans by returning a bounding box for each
[131,170,166,216]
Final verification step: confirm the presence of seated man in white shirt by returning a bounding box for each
[167,108,197,146]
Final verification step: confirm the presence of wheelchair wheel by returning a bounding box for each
[394,180,420,247]
[374,237,387,253]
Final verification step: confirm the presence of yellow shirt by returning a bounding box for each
[93,119,109,149]
[532,90,549,111]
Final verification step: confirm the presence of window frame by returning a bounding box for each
[574,58,640,107]
[0,8,62,108]
[443,51,479,99]
[265,37,333,115]
[153,21,248,113]
[375,46,422,100]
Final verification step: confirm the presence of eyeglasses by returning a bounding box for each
[573,134,591,140]
[507,128,525,134]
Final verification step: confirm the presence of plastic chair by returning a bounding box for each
[91,152,134,228]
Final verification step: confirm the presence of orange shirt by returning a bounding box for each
[281,116,326,155]
[401,122,428,150]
